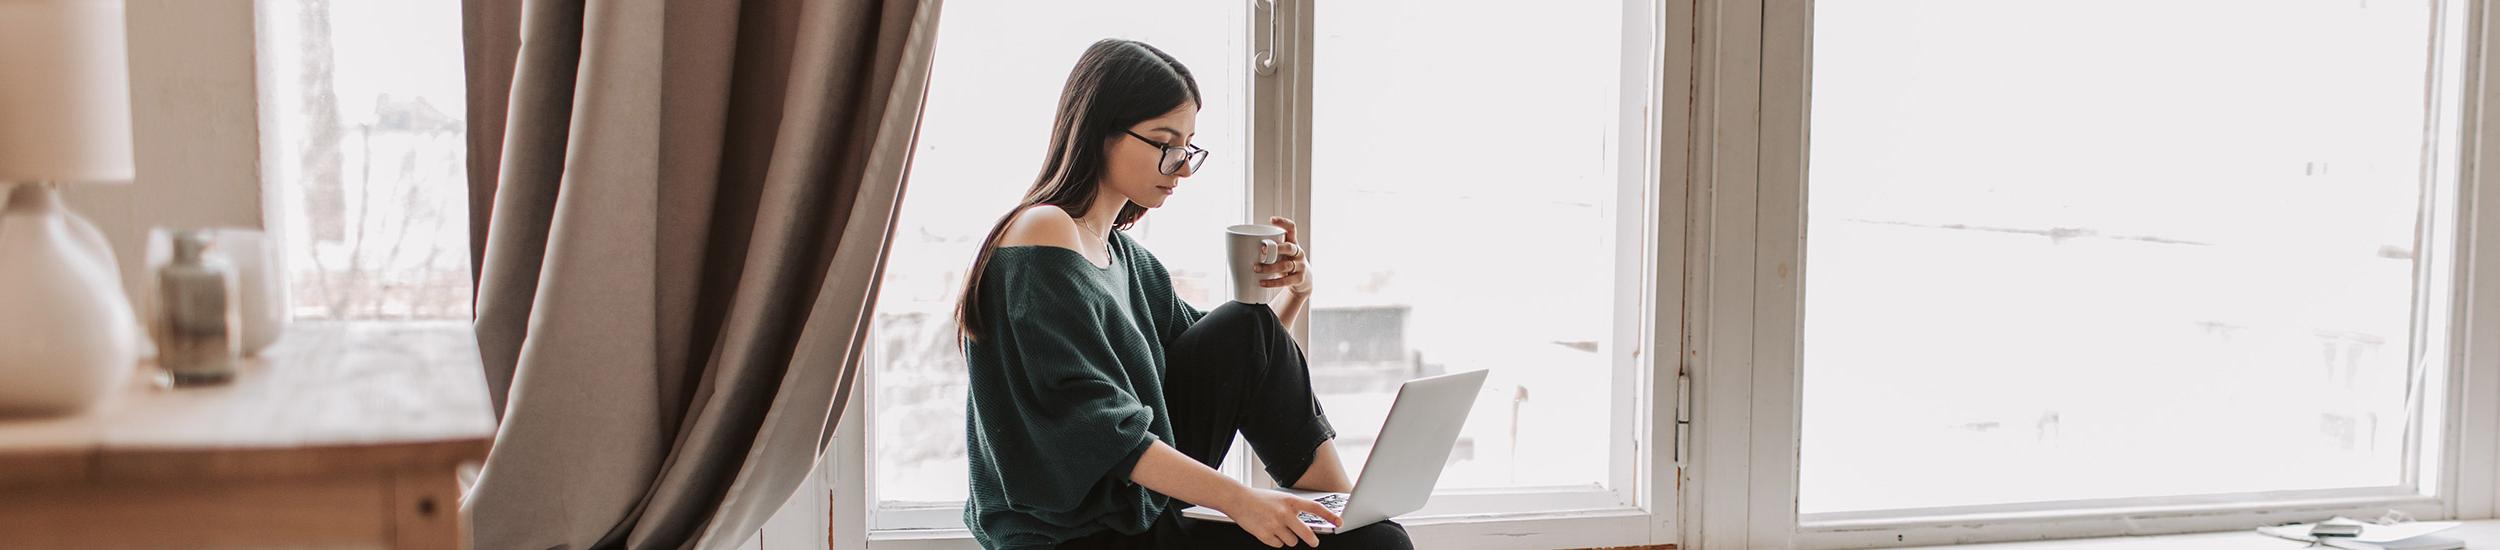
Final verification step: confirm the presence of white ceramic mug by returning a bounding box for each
[1225,223,1284,304]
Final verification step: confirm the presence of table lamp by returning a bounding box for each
[0,0,141,416]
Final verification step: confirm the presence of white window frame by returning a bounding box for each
[835,0,1690,548]
[1682,0,2500,547]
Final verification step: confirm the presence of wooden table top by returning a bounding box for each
[0,321,497,486]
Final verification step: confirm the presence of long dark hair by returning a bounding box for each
[956,39,1202,343]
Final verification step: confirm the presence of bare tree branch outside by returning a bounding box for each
[261,0,472,321]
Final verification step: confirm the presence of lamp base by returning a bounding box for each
[0,183,138,416]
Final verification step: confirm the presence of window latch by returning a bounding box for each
[1254,0,1279,76]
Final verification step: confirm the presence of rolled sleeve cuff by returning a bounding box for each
[1110,434,1159,486]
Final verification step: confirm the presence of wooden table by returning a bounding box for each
[0,322,497,549]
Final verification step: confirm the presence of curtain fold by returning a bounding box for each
[457,0,942,547]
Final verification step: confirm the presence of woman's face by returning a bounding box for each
[1100,105,1199,210]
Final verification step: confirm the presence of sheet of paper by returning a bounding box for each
[2257,517,2460,544]
[2356,520,2460,543]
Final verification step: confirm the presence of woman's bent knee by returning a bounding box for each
[1174,302,1283,355]
[1190,301,1277,334]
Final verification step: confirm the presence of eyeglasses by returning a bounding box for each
[1126,130,1209,175]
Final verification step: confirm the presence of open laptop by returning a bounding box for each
[1180,369,1488,534]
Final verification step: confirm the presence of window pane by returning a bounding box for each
[1801,0,2443,513]
[870,0,1248,507]
[260,0,473,320]
[1312,2,1633,491]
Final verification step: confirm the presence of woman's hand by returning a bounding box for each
[1128,443,1335,547]
[1215,486,1342,548]
[1256,216,1312,295]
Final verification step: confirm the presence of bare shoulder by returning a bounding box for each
[996,205,1087,251]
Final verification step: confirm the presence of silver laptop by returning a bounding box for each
[1180,369,1488,534]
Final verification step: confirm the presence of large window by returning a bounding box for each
[258,0,473,321]
[1684,0,2500,547]
[1801,0,2449,514]
[853,0,1667,546]
[1309,0,1648,508]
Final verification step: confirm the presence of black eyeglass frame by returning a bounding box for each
[1125,130,1209,175]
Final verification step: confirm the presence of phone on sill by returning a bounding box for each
[2310,522,2365,538]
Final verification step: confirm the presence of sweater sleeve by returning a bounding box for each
[1120,237,1207,344]
[967,256,1160,516]
[1160,291,1207,344]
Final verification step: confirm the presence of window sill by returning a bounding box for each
[1806,493,2440,530]
[1799,494,2447,548]
[1906,518,2500,549]
[865,507,1672,550]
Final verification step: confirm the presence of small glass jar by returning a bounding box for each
[156,229,237,386]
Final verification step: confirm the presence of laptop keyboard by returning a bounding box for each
[1298,493,1349,526]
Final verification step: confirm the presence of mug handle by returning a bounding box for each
[1259,239,1279,264]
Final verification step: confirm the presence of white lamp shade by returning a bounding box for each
[0,0,135,184]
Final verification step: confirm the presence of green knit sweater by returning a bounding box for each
[962,231,1207,550]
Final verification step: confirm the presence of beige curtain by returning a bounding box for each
[457,0,940,547]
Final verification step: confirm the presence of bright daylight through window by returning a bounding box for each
[260,0,473,321]
[1310,0,1641,495]
[1801,0,2455,514]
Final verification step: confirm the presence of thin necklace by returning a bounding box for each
[1074,217,1113,255]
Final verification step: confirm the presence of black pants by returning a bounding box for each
[1056,302,1415,550]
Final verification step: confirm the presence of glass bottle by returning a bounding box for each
[157,229,236,385]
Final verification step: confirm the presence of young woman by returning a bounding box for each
[956,39,1415,550]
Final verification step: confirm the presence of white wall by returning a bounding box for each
[61,0,267,301]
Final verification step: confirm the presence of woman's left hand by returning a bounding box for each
[1256,216,1312,295]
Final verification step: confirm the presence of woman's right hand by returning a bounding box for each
[1216,487,1343,548]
